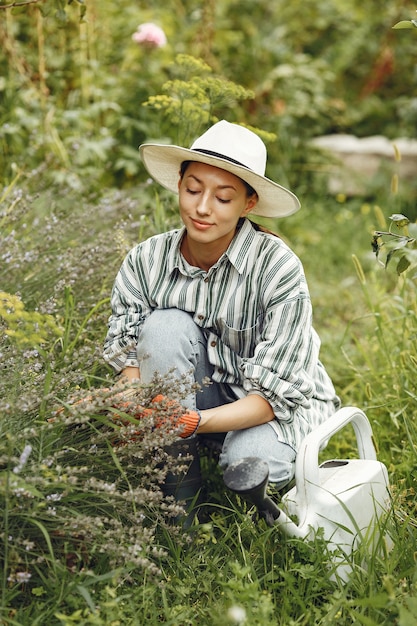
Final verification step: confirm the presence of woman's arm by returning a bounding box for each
[114,366,141,387]
[197,394,274,433]
[103,245,150,373]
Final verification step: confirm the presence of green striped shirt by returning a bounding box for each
[103,219,340,450]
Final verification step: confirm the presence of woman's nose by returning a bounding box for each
[196,193,211,215]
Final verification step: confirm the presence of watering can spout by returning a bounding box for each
[223,457,305,537]
[273,507,305,538]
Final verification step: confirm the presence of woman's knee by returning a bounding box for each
[138,309,203,364]
[139,309,201,348]
[219,424,296,489]
[136,309,210,399]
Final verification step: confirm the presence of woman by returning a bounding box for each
[103,120,340,513]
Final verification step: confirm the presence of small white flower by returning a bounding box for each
[227,605,246,624]
[14,571,32,584]
[13,444,33,474]
[46,493,62,502]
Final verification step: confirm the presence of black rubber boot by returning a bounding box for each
[162,438,202,528]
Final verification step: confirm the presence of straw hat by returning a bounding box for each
[139,120,300,218]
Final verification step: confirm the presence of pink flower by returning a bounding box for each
[132,23,167,48]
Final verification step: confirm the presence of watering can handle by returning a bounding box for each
[295,406,377,502]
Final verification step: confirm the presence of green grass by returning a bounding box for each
[1,177,417,625]
[2,1,417,621]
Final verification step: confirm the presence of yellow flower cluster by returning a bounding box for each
[143,54,256,146]
[0,291,63,350]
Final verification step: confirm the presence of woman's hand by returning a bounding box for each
[53,389,200,439]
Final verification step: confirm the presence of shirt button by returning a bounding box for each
[210,340,217,347]
[198,314,204,320]
[218,368,224,374]
[204,277,209,283]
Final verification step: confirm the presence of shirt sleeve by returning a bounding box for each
[103,246,150,373]
[241,260,320,423]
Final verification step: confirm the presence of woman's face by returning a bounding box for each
[178,162,258,249]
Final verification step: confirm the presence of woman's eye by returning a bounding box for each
[184,187,231,203]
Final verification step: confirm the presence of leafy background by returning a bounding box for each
[1,0,417,624]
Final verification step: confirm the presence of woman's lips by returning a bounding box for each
[191,218,213,231]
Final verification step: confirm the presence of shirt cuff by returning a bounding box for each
[124,350,139,368]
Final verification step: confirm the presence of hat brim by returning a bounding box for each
[139,143,300,218]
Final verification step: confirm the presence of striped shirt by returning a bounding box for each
[103,218,340,450]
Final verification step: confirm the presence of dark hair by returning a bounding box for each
[180,160,258,199]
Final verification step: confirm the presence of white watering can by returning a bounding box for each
[223,406,392,581]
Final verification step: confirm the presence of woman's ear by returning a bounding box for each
[241,194,259,216]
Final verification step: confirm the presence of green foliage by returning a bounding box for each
[393,15,417,30]
[0,291,63,350]
[143,54,255,146]
[2,0,417,200]
[2,1,417,623]
[0,383,193,621]
[371,213,417,276]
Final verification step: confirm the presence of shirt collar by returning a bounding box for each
[168,227,188,275]
[225,218,256,274]
[168,219,256,276]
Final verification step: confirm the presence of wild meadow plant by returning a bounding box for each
[142,54,258,147]
[0,182,193,622]
[0,294,199,622]
[348,211,417,450]
[0,379,198,622]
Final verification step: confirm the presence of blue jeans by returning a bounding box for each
[137,308,295,489]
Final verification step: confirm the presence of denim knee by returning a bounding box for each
[136,308,218,410]
[137,309,204,375]
[137,309,203,360]
[219,423,296,489]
